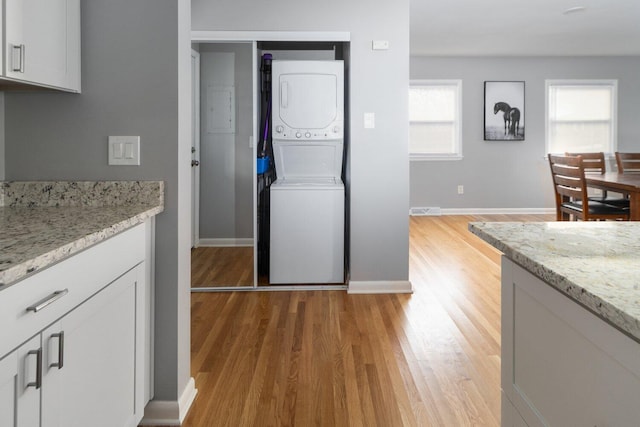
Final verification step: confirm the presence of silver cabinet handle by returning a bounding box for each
[11,44,25,73]
[26,348,42,389]
[50,332,64,369]
[191,160,200,167]
[26,289,69,313]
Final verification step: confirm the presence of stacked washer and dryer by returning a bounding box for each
[269,60,345,284]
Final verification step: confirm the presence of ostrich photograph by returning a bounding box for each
[484,81,525,141]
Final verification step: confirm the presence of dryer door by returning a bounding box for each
[278,72,338,129]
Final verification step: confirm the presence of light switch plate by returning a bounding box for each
[109,136,140,165]
[372,40,389,50]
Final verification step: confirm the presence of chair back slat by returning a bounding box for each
[566,152,606,174]
[615,152,640,173]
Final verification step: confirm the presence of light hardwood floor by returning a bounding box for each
[151,214,552,426]
[191,247,254,287]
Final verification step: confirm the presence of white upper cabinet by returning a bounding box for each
[4,0,81,92]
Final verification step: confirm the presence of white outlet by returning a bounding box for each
[372,40,389,50]
[364,112,375,129]
[457,185,464,195]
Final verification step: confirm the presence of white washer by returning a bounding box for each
[270,178,344,284]
[269,60,344,284]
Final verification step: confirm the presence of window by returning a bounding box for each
[546,80,617,154]
[409,80,462,160]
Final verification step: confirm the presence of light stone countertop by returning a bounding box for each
[0,181,164,288]
[469,221,640,343]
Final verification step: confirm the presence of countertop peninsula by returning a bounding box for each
[469,221,640,342]
[0,181,164,288]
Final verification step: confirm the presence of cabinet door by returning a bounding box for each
[0,351,17,427]
[503,258,640,427]
[42,266,143,427]
[0,335,41,427]
[5,0,80,91]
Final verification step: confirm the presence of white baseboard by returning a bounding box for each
[348,280,413,294]
[139,377,197,426]
[440,207,555,215]
[197,238,254,247]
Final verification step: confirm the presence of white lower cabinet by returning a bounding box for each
[501,257,640,427]
[0,222,152,427]
[41,266,143,427]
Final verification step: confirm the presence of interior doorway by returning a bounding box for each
[189,32,351,292]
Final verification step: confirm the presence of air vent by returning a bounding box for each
[409,207,441,216]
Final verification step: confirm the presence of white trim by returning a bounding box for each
[439,208,555,215]
[146,218,156,403]
[348,280,413,294]
[252,41,259,288]
[410,154,463,161]
[197,238,254,247]
[140,377,197,426]
[191,30,350,42]
[191,49,201,248]
[192,284,348,292]
[179,378,198,422]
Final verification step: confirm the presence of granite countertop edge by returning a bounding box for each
[0,180,165,289]
[1,204,163,288]
[469,222,640,343]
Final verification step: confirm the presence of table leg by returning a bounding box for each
[630,192,640,221]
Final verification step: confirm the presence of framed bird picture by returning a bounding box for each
[484,81,525,141]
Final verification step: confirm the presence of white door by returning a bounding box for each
[191,49,201,248]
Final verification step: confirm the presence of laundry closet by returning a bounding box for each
[190,35,350,290]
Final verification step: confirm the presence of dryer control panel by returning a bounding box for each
[273,124,343,140]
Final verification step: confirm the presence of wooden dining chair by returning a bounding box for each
[549,154,630,221]
[565,151,629,207]
[615,152,640,173]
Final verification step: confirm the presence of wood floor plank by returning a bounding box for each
[144,214,553,427]
[191,247,254,287]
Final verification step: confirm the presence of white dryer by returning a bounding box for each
[269,60,345,284]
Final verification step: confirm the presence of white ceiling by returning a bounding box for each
[410,0,640,56]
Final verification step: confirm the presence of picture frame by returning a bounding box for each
[484,81,525,141]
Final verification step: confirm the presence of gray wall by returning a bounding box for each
[0,93,4,180]
[3,0,410,410]
[198,43,253,241]
[4,0,192,403]
[410,56,640,210]
[192,0,410,283]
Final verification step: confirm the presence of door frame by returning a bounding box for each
[191,49,201,248]
[190,31,350,292]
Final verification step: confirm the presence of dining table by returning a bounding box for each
[585,172,640,220]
